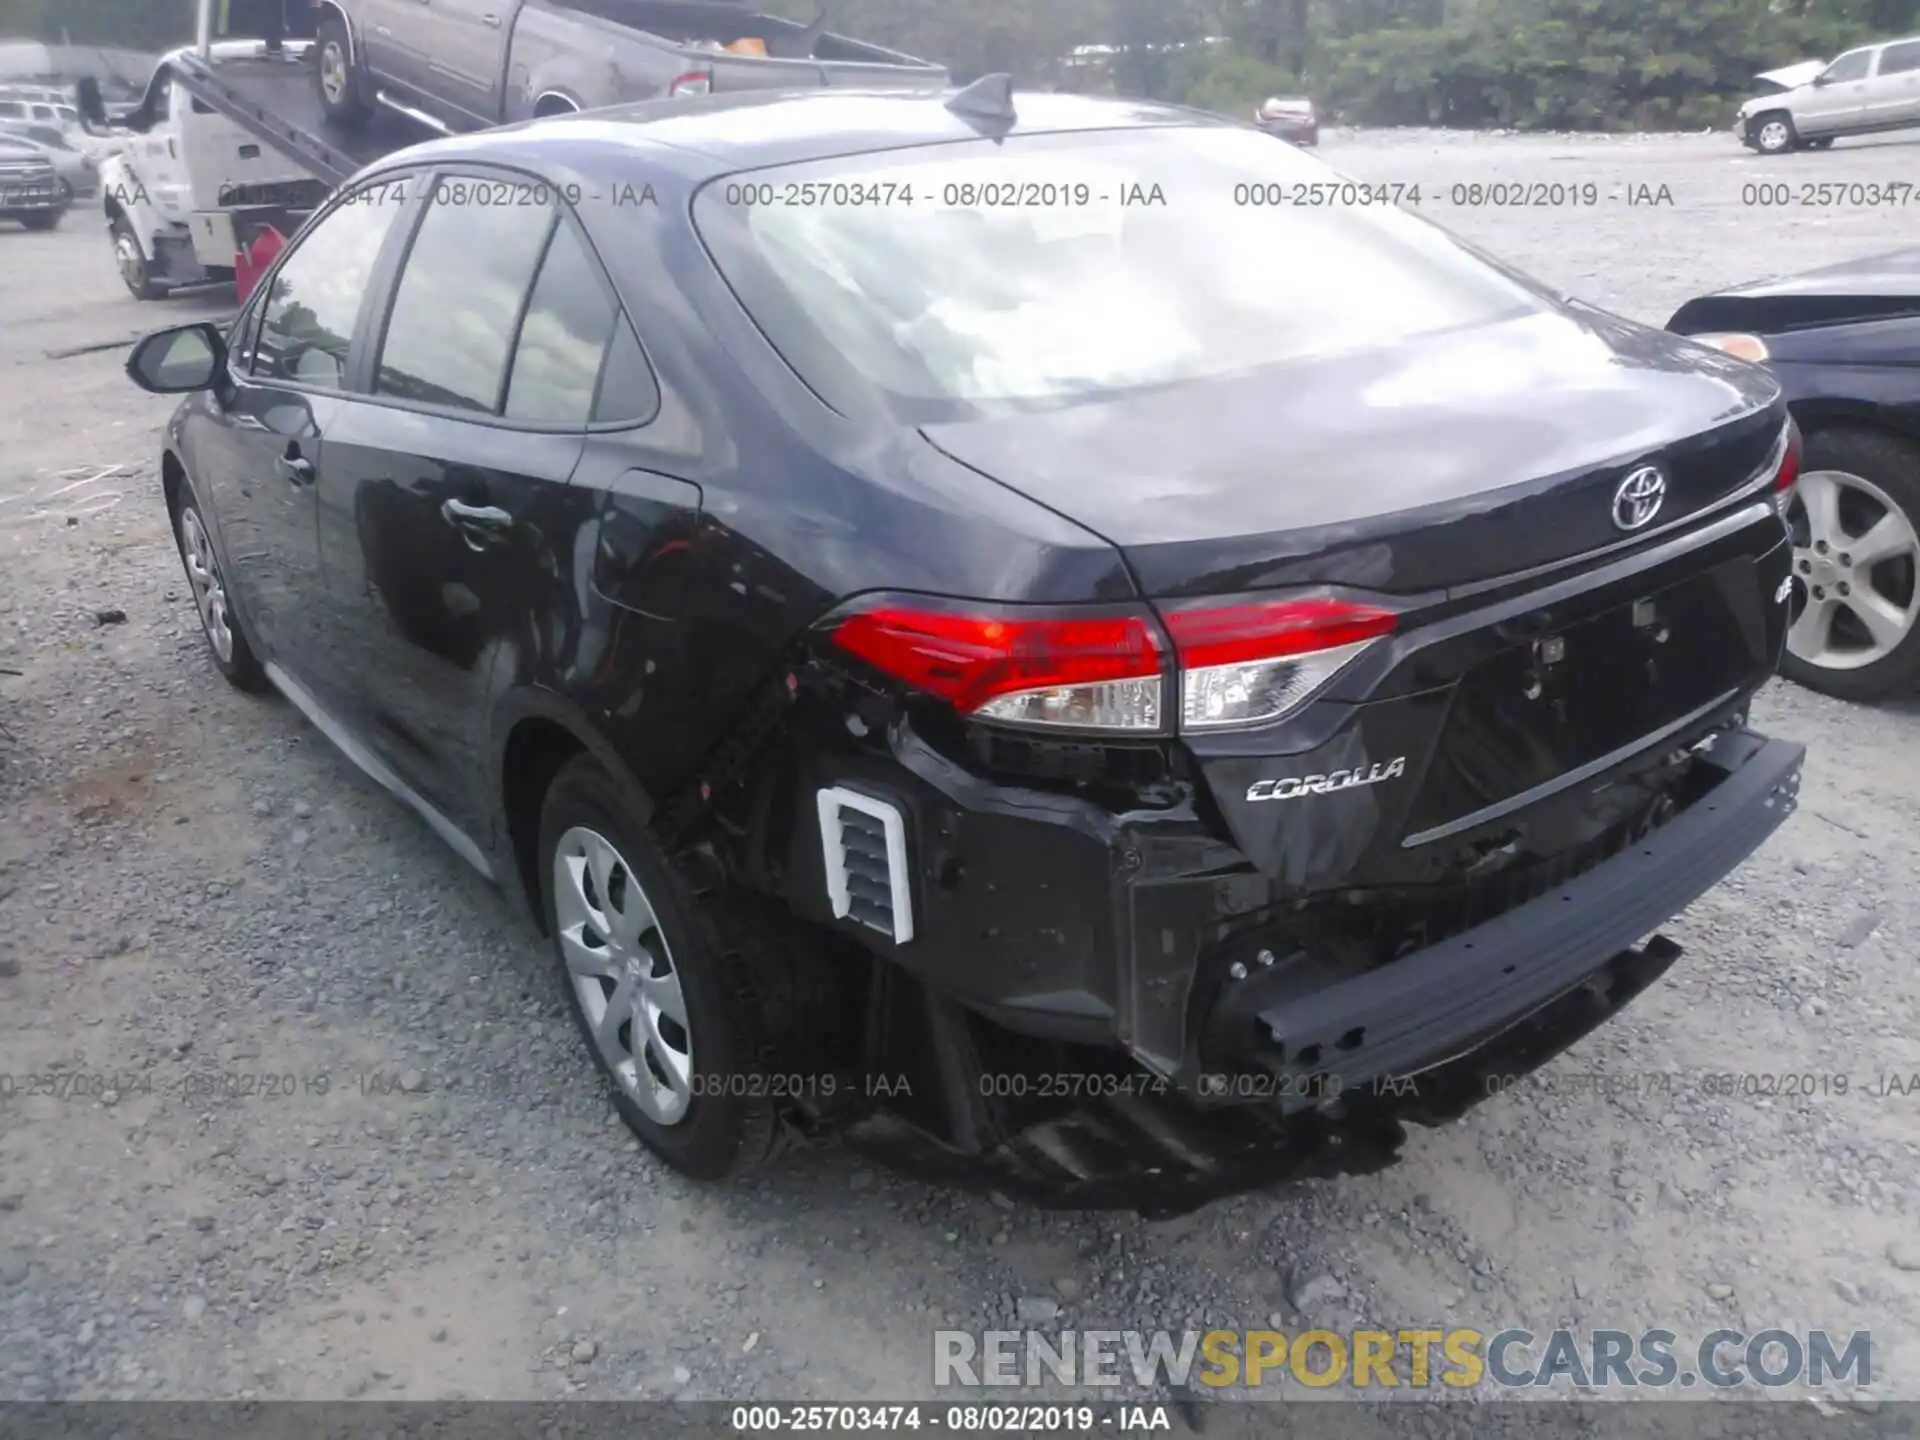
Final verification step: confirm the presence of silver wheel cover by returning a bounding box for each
[1786,468,1920,671]
[553,826,694,1126]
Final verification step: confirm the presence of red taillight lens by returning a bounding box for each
[667,70,713,96]
[1162,596,1398,732]
[1775,418,1803,492]
[830,601,1166,732]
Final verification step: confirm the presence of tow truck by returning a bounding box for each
[78,0,940,303]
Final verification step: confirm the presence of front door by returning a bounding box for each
[1797,47,1875,135]
[198,180,411,670]
[313,173,630,840]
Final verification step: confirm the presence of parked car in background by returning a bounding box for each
[0,123,100,199]
[313,0,945,134]
[1254,95,1319,145]
[0,135,68,230]
[121,84,1804,1208]
[1671,250,1920,700]
[1736,38,1920,153]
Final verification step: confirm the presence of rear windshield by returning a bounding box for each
[692,124,1548,420]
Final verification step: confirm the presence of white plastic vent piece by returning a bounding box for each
[816,786,914,945]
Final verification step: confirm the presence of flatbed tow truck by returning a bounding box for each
[78,0,940,303]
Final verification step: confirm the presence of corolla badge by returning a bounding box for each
[1612,466,1668,532]
[1247,756,1407,803]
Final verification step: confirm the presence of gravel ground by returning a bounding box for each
[2,127,1919,1422]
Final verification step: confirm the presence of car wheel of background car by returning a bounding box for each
[1781,428,1920,701]
[314,17,374,129]
[112,216,162,300]
[55,178,71,203]
[172,488,267,692]
[538,755,792,1181]
[1805,137,1835,150]
[1753,112,1798,153]
[19,210,60,231]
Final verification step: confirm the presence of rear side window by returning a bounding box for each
[253,185,409,388]
[503,217,620,426]
[592,321,659,424]
[1880,39,1920,75]
[376,184,555,414]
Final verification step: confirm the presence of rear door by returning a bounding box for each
[1872,38,1920,126]
[313,168,627,840]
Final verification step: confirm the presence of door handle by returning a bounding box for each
[441,497,513,548]
[482,13,501,26]
[276,453,315,486]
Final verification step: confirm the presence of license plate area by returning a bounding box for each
[1404,568,1757,835]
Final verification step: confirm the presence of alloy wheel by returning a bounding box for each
[320,42,348,104]
[1786,468,1920,671]
[114,230,145,293]
[553,825,694,1126]
[178,506,234,664]
[1757,119,1791,152]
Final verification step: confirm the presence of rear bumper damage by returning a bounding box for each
[827,728,1801,1211]
[1212,728,1803,1104]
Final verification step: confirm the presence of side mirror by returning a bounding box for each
[126,322,226,394]
[1811,72,1830,86]
[75,76,107,129]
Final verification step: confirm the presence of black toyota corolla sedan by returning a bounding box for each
[1670,248,1920,702]
[126,82,1806,1212]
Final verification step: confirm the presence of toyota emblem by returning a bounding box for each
[1611,466,1667,532]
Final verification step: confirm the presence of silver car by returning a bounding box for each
[0,124,99,200]
[1737,37,1920,153]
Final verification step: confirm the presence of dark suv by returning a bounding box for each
[125,85,1805,1211]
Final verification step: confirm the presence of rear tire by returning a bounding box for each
[538,756,793,1181]
[1752,111,1799,154]
[1780,427,1920,702]
[314,16,374,129]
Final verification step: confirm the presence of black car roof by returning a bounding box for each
[1703,246,1920,301]
[368,87,1224,182]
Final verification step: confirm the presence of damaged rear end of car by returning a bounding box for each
[676,111,1807,1212]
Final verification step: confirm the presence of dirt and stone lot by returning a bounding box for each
[2,128,1919,1422]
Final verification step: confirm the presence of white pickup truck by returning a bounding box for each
[312,0,948,132]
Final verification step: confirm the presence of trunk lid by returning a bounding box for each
[919,307,1783,601]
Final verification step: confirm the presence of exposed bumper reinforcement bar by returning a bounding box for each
[1235,729,1804,1100]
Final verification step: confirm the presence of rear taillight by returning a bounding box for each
[828,593,1396,736]
[1775,418,1802,491]
[829,600,1165,733]
[1163,596,1398,732]
[667,70,713,97]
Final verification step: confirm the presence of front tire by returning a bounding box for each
[1780,427,1920,701]
[538,756,791,1181]
[314,17,374,129]
[1752,111,1799,154]
[19,210,60,232]
[111,216,162,300]
[171,483,268,692]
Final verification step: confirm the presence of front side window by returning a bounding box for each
[1823,49,1873,83]
[253,183,409,388]
[692,124,1546,420]
[375,181,557,414]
